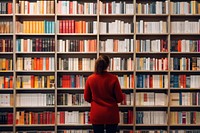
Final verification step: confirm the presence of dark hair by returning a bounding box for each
[95,55,110,74]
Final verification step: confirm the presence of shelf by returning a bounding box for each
[100,52,134,54]
[57,105,90,108]
[170,52,200,55]
[99,14,134,17]
[170,124,200,127]
[0,124,13,127]
[16,52,55,54]
[15,33,55,36]
[170,106,200,108]
[16,88,55,91]
[170,33,200,36]
[57,70,93,73]
[0,106,13,109]
[16,124,55,127]
[57,14,97,17]
[0,14,13,17]
[170,70,200,73]
[136,70,168,73]
[136,88,168,91]
[15,14,55,17]
[135,124,167,127]
[15,70,55,73]
[170,88,200,91]
[16,106,55,108]
[99,33,133,36]
[57,52,97,54]
[0,70,14,73]
[136,33,168,36]
[136,14,168,17]
[57,88,84,90]
[136,52,168,54]
[57,33,97,36]
[0,52,14,55]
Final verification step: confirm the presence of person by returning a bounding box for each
[84,55,123,133]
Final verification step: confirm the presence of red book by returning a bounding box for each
[60,111,65,124]
[66,20,69,33]
[51,112,54,124]
[68,20,72,33]
[71,20,75,33]
[182,112,186,124]
[7,3,13,14]
[59,20,63,33]
[63,20,66,33]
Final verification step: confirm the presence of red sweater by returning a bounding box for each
[84,72,123,124]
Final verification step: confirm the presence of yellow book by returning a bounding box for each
[2,58,6,70]
[34,76,38,88]
[40,0,44,14]
[26,21,30,33]
[124,75,127,88]
[29,21,33,33]
[47,76,50,88]
[138,3,142,14]
[159,75,163,88]
[23,21,26,33]
[41,21,45,33]
[38,21,43,33]
[29,112,32,124]
[36,21,39,33]
[32,21,36,33]
[50,75,55,88]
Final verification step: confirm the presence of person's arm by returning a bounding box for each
[114,78,123,103]
[84,79,92,103]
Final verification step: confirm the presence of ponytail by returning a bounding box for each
[94,55,110,74]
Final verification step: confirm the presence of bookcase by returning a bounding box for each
[0,0,200,133]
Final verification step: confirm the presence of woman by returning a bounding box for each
[84,55,123,133]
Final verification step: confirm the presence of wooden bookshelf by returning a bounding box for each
[0,0,200,133]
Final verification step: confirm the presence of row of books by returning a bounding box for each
[99,1,134,14]
[136,57,168,71]
[16,39,55,52]
[0,58,12,71]
[16,0,54,14]
[58,20,97,34]
[99,20,133,34]
[0,76,13,89]
[170,111,200,124]
[16,57,55,71]
[170,57,200,70]
[0,2,12,14]
[0,21,13,33]
[57,93,89,106]
[136,111,167,124]
[171,40,200,52]
[136,1,168,14]
[136,93,167,106]
[57,39,97,52]
[0,112,13,124]
[59,75,86,88]
[121,93,134,106]
[57,1,97,15]
[117,75,134,88]
[16,21,55,34]
[57,75,133,89]
[170,92,200,106]
[17,132,54,133]
[16,111,55,125]
[0,94,13,107]
[136,20,167,33]
[119,110,133,124]
[170,1,200,14]
[109,57,133,71]
[136,39,168,53]
[170,75,200,88]
[16,93,54,106]
[99,39,134,52]
[171,20,200,34]
[0,39,13,52]
[57,111,90,124]
[58,58,95,71]
[16,75,55,88]
[136,75,168,88]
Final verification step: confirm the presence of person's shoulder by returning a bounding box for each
[87,73,96,79]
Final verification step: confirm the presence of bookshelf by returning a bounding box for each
[0,0,200,133]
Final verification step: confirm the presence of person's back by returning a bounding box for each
[84,55,123,133]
